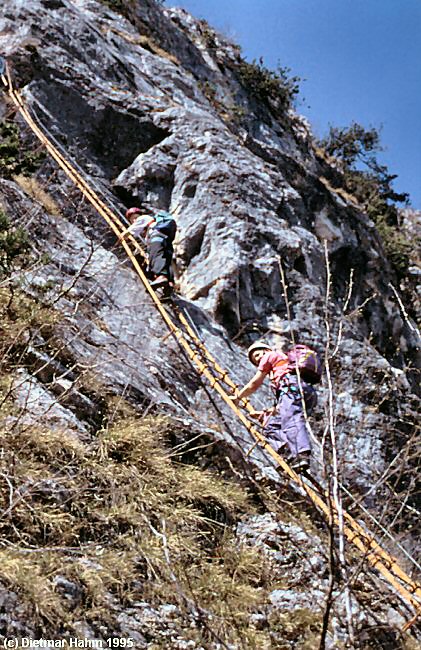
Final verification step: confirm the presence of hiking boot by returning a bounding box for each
[290,451,311,474]
[161,282,174,300]
[150,275,169,289]
[274,444,292,477]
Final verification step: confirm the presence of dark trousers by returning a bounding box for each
[148,237,174,281]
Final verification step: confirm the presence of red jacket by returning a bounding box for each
[258,350,290,390]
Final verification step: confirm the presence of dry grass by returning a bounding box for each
[105,25,180,66]
[268,608,324,650]
[0,553,68,625]
[319,175,362,208]
[0,373,414,645]
[0,409,335,646]
[13,174,62,216]
[0,416,282,644]
[0,288,58,348]
[403,638,421,650]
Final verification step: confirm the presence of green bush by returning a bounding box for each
[0,119,46,178]
[320,122,381,167]
[0,209,30,279]
[237,57,300,111]
[319,123,411,278]
[198,19,218,49]
[375,214,412,277]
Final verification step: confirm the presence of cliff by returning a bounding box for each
[0,0,419,647]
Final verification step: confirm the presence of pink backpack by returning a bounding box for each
[287,345,322,384]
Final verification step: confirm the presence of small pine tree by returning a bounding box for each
[0,120,45,178]
[0,209,30,279]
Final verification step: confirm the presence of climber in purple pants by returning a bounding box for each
[229,341,320,473]
[264,375,317,458]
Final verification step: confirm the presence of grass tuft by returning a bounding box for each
[13,174,62,216]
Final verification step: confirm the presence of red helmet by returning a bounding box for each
[125,207,142,220]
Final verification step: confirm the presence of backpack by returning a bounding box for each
[287,345,322,384]
[152,210,177,239]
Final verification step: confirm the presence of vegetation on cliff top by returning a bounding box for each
[319,122,413,278]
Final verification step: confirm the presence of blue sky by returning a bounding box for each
[164,0,421,208]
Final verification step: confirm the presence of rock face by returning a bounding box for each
[0,0,419,646]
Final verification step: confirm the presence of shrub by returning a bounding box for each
[375,214,412,277]
[237,57,300,111]
[0,119,46,178]
[0,209,30,279]
[320,122,381,168]
[319,123,411,278]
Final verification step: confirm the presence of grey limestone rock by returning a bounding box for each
[0,0,419,644]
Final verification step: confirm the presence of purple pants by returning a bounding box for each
[264,376,317,458]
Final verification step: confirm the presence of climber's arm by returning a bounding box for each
[229,370,267,405]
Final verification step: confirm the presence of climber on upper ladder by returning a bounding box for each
[119,206,177,296]
[0,55,8,87]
